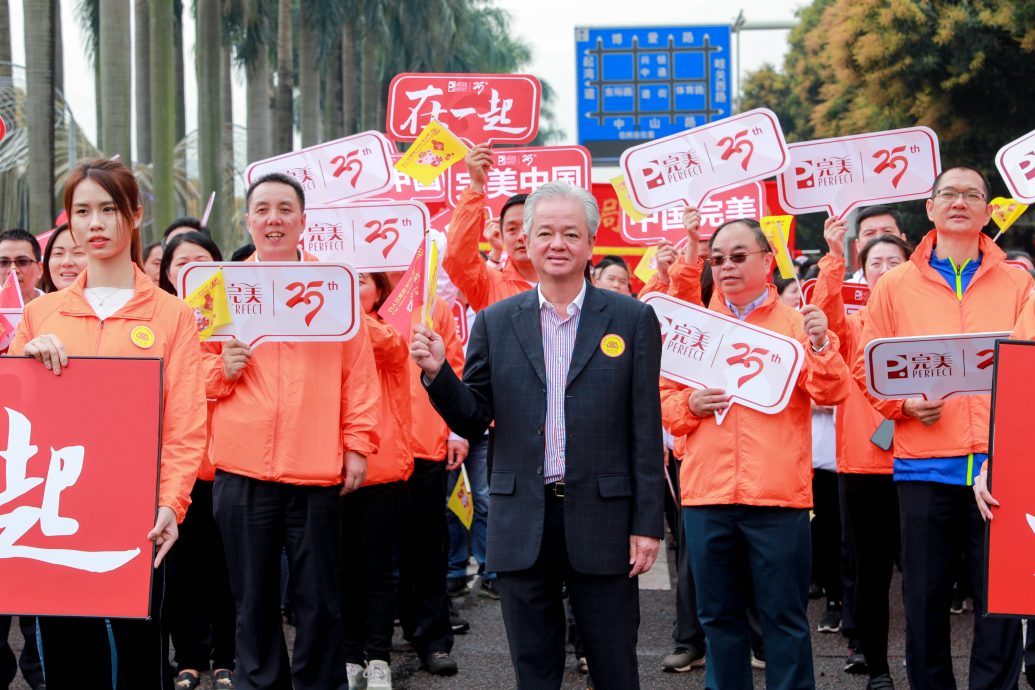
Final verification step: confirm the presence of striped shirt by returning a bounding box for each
[538,281,587,484]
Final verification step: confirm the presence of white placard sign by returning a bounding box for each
[619,108,789,215]
[302,201,430,271]
[863,332,1009,400]
[996,128,1035,204]
[245,132,395,207]
[642,292,805,424]
[178,262,360,348]
[777,127,941,219]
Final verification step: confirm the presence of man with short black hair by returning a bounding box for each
[162,216,213,247]
[0,229,43,304]
[848,206,906,281]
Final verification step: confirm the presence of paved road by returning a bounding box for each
[6,543,990,689]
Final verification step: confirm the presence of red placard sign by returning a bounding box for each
[986,340,1035,616]
[0,115,6,144]
[451,301,469,348]
[365,153,448,204]
[0,357,161,618]
[386,73,541,146]
[621,181,767,244]
[800,279,870,315]
[446,145,591,218]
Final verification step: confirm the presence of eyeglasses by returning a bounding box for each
[708,250,768,267]
[0,257,37,269]
[932,189,986,204]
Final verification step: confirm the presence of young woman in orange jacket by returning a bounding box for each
[10,159,207,690]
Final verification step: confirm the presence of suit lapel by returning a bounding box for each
[566,285,610,387]
[511,291,547,386]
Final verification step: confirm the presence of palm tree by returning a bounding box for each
[150,0,175,237]
[135,0,150,164]
[52,0,63,95]
[173,0,185,142]
[341,13,357,134]
[75,0,101,144]
[272,0,292,153]
[226,0,273,164]
[298,0,319,147]
[0,0,10,85]
[196,0,225,244]
[23,0,55,232]
[99,0,132,163]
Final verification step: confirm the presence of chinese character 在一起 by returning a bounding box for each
[0,407,140,573]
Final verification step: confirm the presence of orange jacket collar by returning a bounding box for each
[709,283,779,319]
[59,265,158,320]
[910,229,1006,282]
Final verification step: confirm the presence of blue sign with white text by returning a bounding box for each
[575,25,732,163]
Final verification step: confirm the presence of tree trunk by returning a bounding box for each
[149,0,175,241]
[220,42,234,241]
[341,19,357,134]
[321,31,342,141]
[359,27,379,131]
[298,4,318,147]
[246,45,271,163]
[0,0,11,84]
[134,0,150,164]
[273,0,294,153]
[52,0,63,95]
[196,0,224,244]
[173,0,185,142]
[24,0,54,232]
[100,0,132,163]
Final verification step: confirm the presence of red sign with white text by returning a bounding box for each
[621,182,767,244]
[446,146,591,218]
[0,357,161,618]
[366,154,448,205]
[451,302,469,347]
[987,340,1035,615]
[387,73,541,146]
[800,279,870,315]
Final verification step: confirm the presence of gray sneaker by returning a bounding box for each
[364,660,392,690]
[346,662,367,690]
[662,646,705,672]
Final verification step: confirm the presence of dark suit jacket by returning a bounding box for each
[426,282,664,575]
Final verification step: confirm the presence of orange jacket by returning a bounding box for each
[203,254,381,486]
[442,188,534,312]
[811,254,892,474]
[854,231,1033,459]
[659,258,851,509]
[197,399,217,482]
[10,266,206,523]
[361,313,413,486]
[1010,293,1035,339]
[409,297,465,461]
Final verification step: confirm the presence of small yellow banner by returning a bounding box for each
[611,175,648,223]
[423,239,439,328]
[185,268,232,341]
[447,465,474,529]
[395,118,469,186]
[760,215,796,280]
[634,245,660,284]
[990,197,1029,233]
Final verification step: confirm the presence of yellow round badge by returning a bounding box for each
[130,325,156,349]
[600,334,625,358]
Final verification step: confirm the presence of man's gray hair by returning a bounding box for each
[522,181,601,239]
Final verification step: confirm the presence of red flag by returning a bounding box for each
[377,238,427,334]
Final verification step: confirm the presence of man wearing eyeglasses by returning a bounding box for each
[659,213,852,690]
[0,229,44,305]
[855,166,1029,690]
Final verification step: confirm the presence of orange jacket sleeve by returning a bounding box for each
[660,376,704,437]
[1010,293,1035,339]
[795,328,851,406]
[442,188,500,312]
[853,280,908,421]
[666,257,705,306]
[158,305,208,523]
[363,312,410,370]
[436,298,465,378]
[640,271,668,297]
[340,321,382,459]
[811,254,854,360]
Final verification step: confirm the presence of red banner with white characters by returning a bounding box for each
[800,279,870,315]
[987,340,1035,616]
[621,181,767,244]
[386,73,541,146]
[365,154,448,205]
[0,357,161,618]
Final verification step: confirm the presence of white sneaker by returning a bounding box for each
[365,660,392,690]
[347,662,367,690]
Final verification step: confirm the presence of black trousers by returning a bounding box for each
[838,474,858,638]
[165,479,236,672]
[341,481,403,664]
[496,489,641,690]
[36,564,170,690]
[811,469,843,603]
[398,458,453,656]
[213,471,346,690]
[898,481,1022,690]
[0,616,43,689]
[842,472,899,677]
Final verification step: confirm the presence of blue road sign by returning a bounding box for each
[575,25,732,163]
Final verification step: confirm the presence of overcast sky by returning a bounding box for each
[10,0,802,162]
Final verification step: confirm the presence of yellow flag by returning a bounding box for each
[990,197,1030,234]
[634,245,660,284]
[760,215,796,280]
[447,465,474,529]
[423,239,439,328]
[610,175,648,222]
[395,118,469,186]
[185,268,232,341]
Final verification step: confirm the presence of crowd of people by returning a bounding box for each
[0,149,1032,690]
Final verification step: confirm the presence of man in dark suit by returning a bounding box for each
[411,180,664,690]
